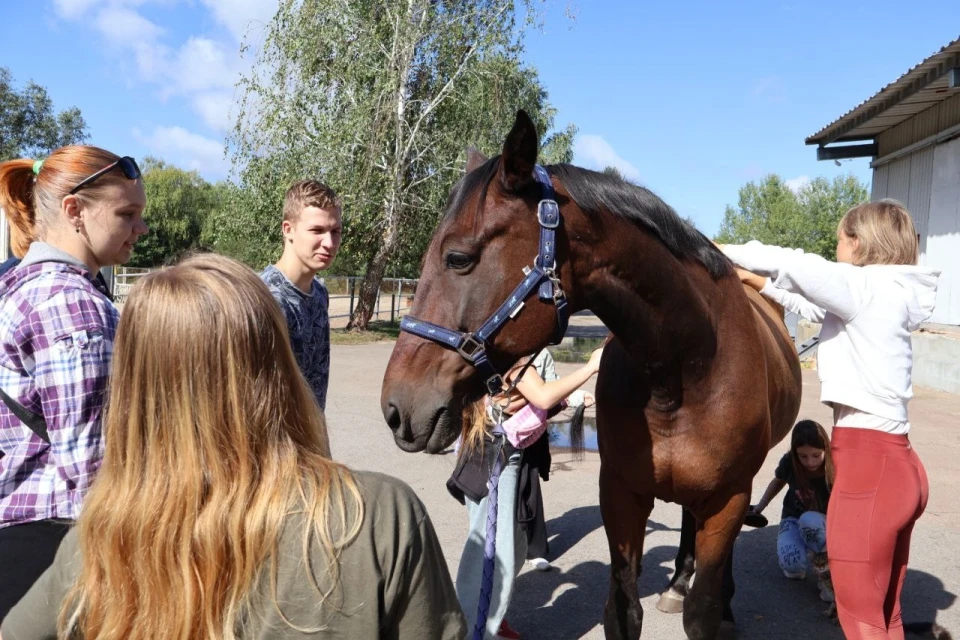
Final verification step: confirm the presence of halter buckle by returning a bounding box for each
[457,333,485,361]
[537,199,560,229]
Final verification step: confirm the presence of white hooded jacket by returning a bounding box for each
[723,242,939,431]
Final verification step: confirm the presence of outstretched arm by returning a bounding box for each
[737,267,826,322]
[720,241,866,321]
[751,477,786,514]
[509,348,602,410]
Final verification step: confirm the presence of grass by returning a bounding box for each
[330,321,402,345]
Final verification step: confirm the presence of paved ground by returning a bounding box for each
[325,341,960,639]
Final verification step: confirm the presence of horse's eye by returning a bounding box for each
[445,251,473,270]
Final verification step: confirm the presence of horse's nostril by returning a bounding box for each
[385,403,402,433]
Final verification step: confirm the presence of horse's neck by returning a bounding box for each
[574,224,719,384]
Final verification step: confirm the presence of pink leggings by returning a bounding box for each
[827,427,929,640]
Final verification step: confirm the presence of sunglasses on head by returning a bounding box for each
[68,156,142,195]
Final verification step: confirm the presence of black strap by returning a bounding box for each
[0,387,50,457]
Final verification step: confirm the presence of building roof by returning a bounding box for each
[806,37,960,147]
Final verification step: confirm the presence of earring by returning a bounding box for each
[75,225,80,234]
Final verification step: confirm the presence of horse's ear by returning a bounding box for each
[465,147,488,173]
[499,110,538,192]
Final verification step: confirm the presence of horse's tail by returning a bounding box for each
[904,622,954,640]
[569,402,586,462]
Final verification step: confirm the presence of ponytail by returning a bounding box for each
[0,159,39,258]
[0,145,122,254]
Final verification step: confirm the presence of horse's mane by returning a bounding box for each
[548,164,731,279]
[441,156,502,229]
[441,157,730,279]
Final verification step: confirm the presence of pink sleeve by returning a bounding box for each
[501,403,550,449]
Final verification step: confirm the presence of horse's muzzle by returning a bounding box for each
[382,393,458,454]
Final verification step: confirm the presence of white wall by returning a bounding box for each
[872,141,959,325]
[927,136,960,325]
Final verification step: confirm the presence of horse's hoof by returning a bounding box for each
[718,620,736,639]
[655,589,685,614]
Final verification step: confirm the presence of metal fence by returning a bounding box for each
[323,277,418,328]
[113,267,152,304]
[112,268,418,328]
[111,269,816,352]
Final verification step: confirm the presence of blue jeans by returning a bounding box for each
[778,511,827,574]
[456,451,525,639]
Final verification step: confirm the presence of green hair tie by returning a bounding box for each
[32,159,44,175]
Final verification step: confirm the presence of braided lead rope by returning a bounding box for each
[473,423,506,640]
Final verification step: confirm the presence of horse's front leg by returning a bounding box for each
[683,488,749,640]
[656,507,696,614]
[600,465,654,640]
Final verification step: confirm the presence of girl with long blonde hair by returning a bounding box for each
[451,348,601,640]
[1,254,465,639]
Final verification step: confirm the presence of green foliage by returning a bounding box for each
[129,158,222,268]
[0,67,88,161]
[715,174,869,261]
[220,0,574,327]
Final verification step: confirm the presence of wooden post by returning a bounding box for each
[348,278,355,318]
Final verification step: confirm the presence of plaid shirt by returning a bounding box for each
[0,260,118,528]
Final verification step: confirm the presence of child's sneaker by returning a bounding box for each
[783,568,806,580]
[528,557,552,571]
[497,619,522,639]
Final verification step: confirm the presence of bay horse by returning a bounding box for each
[380,111,801,639]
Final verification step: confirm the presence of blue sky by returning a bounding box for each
[2,1,959,237]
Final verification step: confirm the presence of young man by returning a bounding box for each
[260,180,342,411]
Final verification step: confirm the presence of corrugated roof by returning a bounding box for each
[806,37,960,146]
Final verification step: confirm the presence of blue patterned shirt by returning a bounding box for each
[260,266,331,410]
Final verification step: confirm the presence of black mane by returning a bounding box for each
[441,156,502,228]
[548,164,731,279]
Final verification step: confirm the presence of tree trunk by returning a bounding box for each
[347,239,393,331]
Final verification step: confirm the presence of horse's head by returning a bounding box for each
[381,111,573,453]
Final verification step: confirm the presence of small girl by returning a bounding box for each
[749,420,834,600]
[448,348,602,640]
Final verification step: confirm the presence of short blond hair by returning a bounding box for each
[283,179,340,223]
[838,199,919,266]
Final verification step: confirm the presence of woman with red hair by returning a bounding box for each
[0,146,148,619]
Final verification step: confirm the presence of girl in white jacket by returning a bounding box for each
[719,200,939,640]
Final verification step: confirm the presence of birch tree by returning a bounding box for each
[227,0,574,329]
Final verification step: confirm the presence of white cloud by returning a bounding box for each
[53,0,102,19]
[52,0,272,137]
[192,91,236,132]
[785,175,811,193]
[573,135,641,182]
[134,125,228,176]
[171,37,240,93]
[200,0,278,42]
[94,5,164,44]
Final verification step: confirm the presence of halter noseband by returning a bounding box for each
[399,165,570,395]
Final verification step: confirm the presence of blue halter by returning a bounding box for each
[399,165,570,396]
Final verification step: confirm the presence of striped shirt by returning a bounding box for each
[0,246,118,528]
